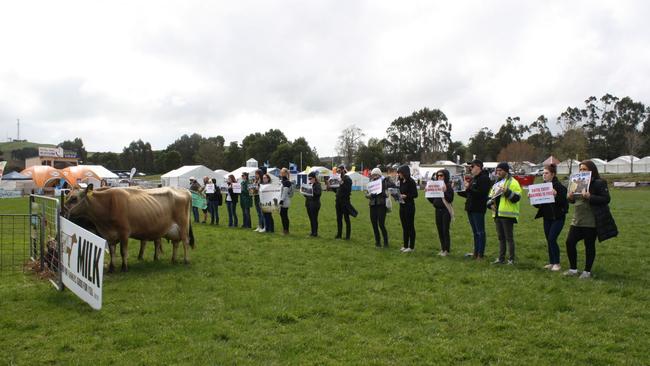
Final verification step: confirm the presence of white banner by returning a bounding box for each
[425,180,445,198]
[205,183,216,194]
[527,182,555,205]
[259,183,282,213]
[60,217,107,310]
[366,179,382,195]
[231,182,242,194]
[0,161,6,184]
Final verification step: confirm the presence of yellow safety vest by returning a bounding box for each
[489,176,522,220]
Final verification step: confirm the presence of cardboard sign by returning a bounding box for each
[568,171,591,195]
[366,179,382,195]
[231,182,242,194]
[60,217,107,310]
[425,180,445,198]
[527,182,555,205]
[259,183,282,213]
[300,183,313,197]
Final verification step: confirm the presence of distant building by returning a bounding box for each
[25,147,79,169]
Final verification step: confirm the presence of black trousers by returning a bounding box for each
[435,208,451,252]
[495,217,516,262]
[306,203,320,236]
[336,201,351,239]
[399,203,416,249]
[565,225,597,272]
[370,205,388,247]
[280,207,290,232]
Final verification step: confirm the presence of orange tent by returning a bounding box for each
[21,166,67,187]
[60,166,102,187]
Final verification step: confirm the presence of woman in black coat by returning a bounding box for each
[398,165,418,252]
[564,160,618,279]
[427,169,454,256]
[366,167,389,248]
[304,172,322,237]
[533,164,567,271]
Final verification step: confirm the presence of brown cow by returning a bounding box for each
[64,184,195,272]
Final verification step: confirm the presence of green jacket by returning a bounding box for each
[489,176,522,221]
[240,180,253,208]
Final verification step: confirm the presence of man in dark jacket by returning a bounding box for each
[335,165,353,240]
[304,172,322,237]
[398,165,418,252]
[458,159,491,259]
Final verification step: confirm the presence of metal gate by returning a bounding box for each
[0,195,62,289]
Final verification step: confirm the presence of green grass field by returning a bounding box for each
[0,189,648,365]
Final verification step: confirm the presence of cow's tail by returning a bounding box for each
[189,223,195,249]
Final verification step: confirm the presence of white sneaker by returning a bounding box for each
[258,228,266,233]
[438,250,445,256]
[579,271,592,279]
[551,264,561,271]
[563,269,579,276]
[441,251,449,257]
[403,248,412,253]
[400,247,407,252]
[543,264,553,269]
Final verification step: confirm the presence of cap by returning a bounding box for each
[469,159,483,168]
[189,176,196,181]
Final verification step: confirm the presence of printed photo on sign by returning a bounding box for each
[451,174,465,192]
[300,183,313,197]
[328,174,341,188]
[527,182,555,205]
[248,183,259,195]
[366,179,382,195]
[568,171,591,196]
[259,184,282,213]
[60,217,107,310]
[425,180,445,198]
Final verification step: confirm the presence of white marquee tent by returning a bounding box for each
[605,155,639,174]
[588,158,607,173]
[557,159,580,175]
[82,165,120,180]
[633,156,650,173]
[346,171,369,191]
[161,165,218,188]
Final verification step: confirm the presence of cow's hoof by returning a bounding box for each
[137,256,144,261]
[121,264,128,272]
[184,259,190,265]
[108,265,115,273]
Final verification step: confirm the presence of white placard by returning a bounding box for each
[527,182,555,205]
[205,183,216,194]
[300,183,313,197]
[231,182,242,194]
[568,171,591,196]
[425,180,445,198]
[60,217,107,310]
[367,179,382,195]
[259,183,282,213]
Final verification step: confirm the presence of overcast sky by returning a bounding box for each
[1,0,649,157]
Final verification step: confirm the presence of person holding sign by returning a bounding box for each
[458,160,491,259]
[427,169,454,256]
[533,164,567,271]
[207,178,223,225]
[487,162,522,265]
[226,174,239,227]
[365,168,389,248]
[397,165,418,252]
[240,172,253,229]
[304,172,322,237]
[279,168,293,235]
[189,177,205,223]
[335,165,353,240]
[253,169,265,232]
[260,173,275,233]
[564,160,618,279]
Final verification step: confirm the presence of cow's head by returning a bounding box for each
[63,184,95,219]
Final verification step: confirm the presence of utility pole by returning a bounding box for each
[17,118,20,141]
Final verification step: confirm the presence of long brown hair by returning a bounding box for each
[579,160,601,180]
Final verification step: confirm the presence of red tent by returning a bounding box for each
[543,156,560,166]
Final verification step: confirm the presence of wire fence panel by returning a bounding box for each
[0,214,32,274]
[29,195,63,289]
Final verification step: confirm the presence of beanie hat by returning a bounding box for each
[496,162,510,172]
[308,171,317,179]
[371,167,382,176]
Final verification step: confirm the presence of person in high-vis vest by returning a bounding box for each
[487,162,522,264]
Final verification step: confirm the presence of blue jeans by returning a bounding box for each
[192,206,200,223]
[255,200,264,229]
[208,201,219,224]
[227,201,238,227]
[263,212,274,233]
[241,205,251,228]
[543,216,565,264]
[468,211,486,256]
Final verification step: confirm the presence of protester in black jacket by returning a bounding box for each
[457,159,491,259]
[335,165,353,240]
[564,160,618,279]
[427,169,454,256]
[398,165,418,252]
[533,164,568,271]
[226,174,239,227]
[304,172,322,237]
[366,168,389,248]
[207,178,223,225]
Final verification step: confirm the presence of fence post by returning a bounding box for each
[56,200,63,291]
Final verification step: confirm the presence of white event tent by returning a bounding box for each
[161,165,218,188]
[605,155,639,174]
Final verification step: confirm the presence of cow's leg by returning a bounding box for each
[182,237,190,264]
[120,237,129,272]
[138,240,146,260]
[153,239,162,261]
[171,240,179,264]
[108,242,117,273]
